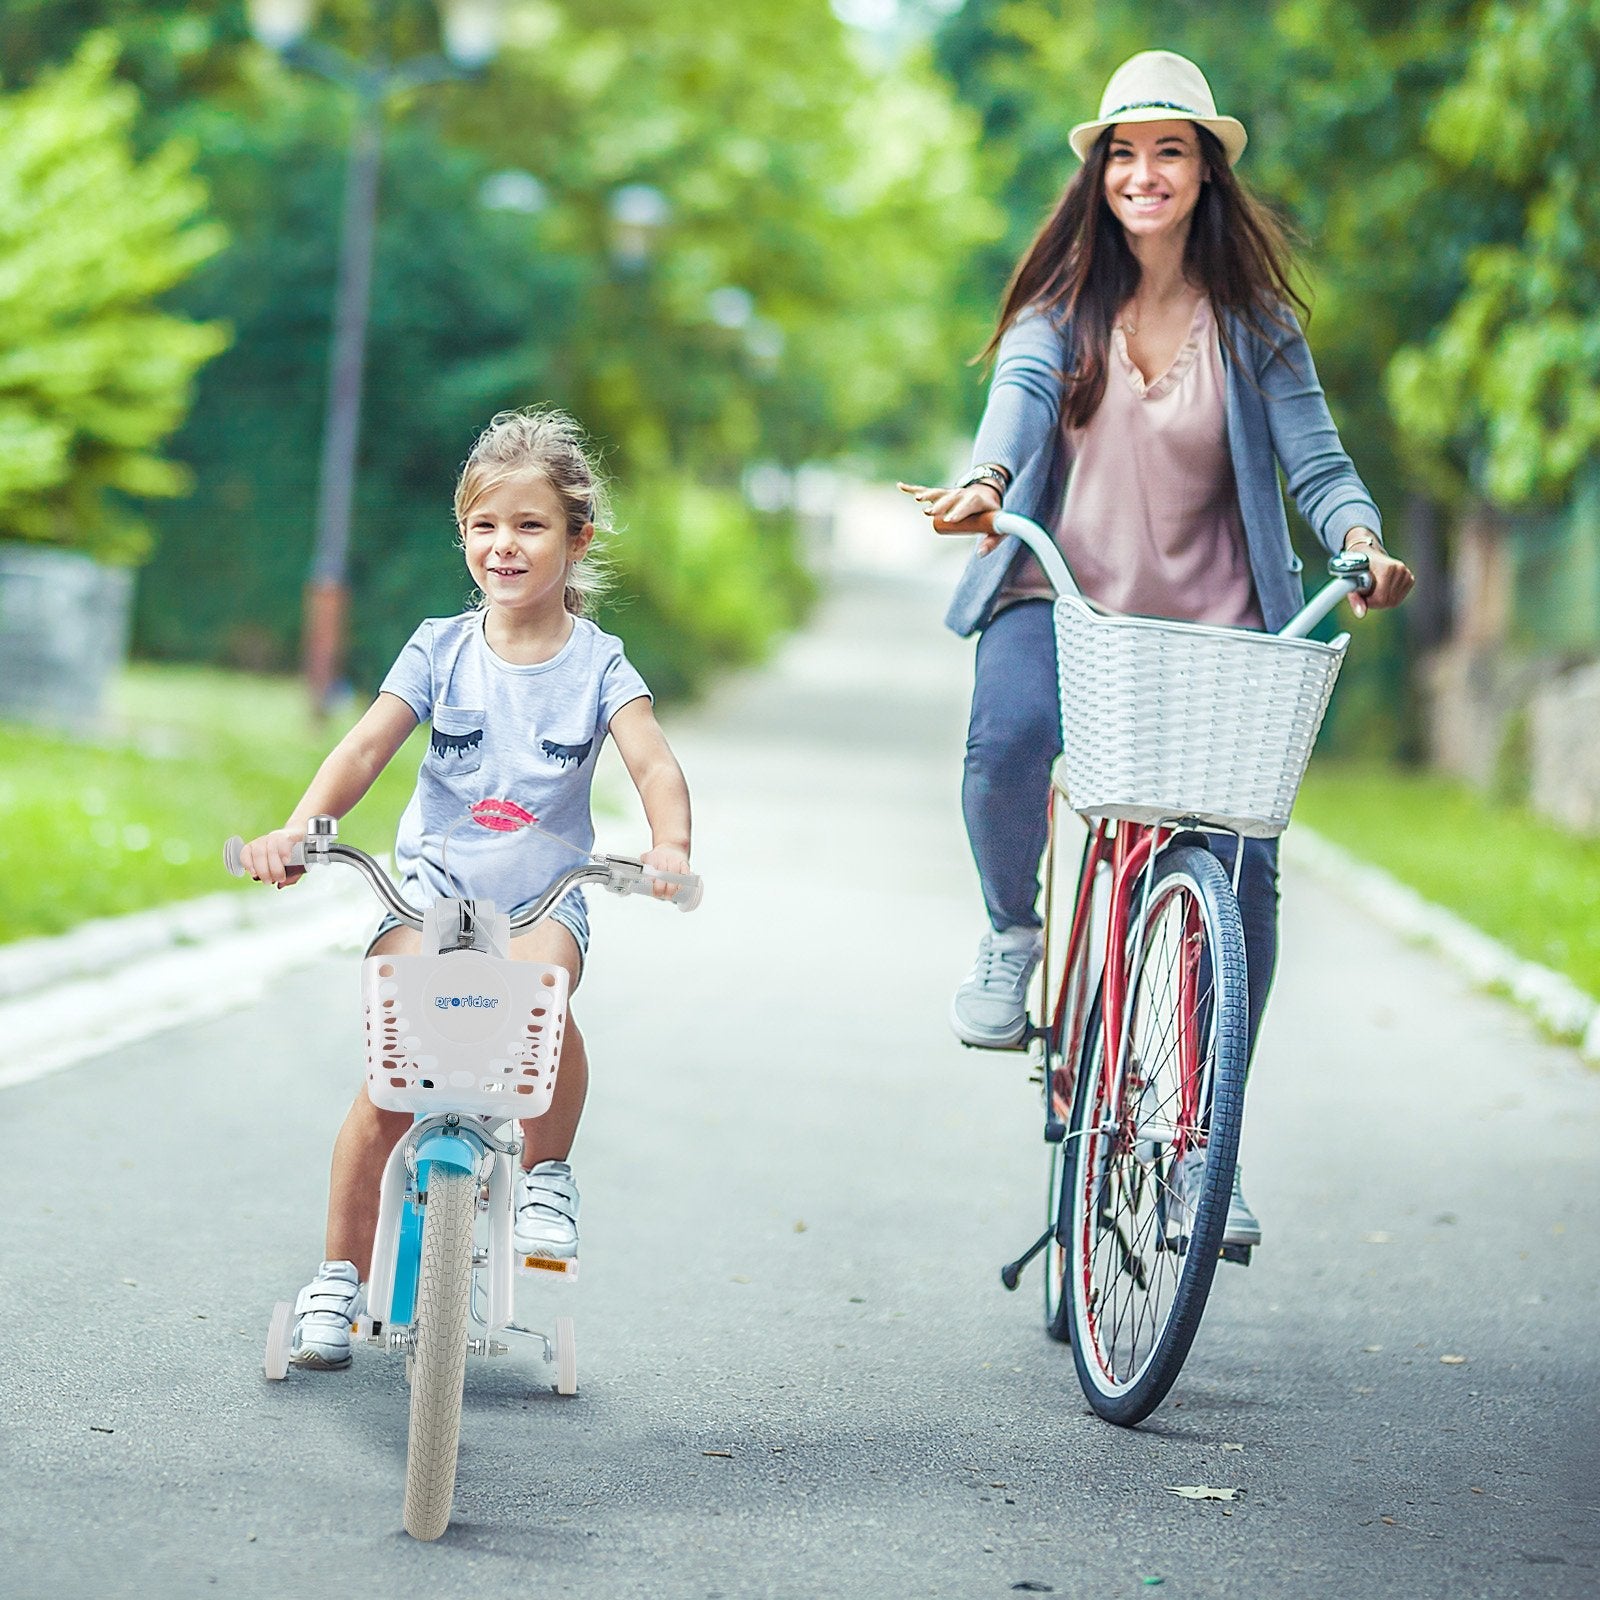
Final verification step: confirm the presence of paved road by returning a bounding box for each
[4,556,1597,1598]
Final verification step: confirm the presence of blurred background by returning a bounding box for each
[0,0,1596,1012]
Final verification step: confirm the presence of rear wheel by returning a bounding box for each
[1065,845,1248,1425]
[402,1166,477,1541]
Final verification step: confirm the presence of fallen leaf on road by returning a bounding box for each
[1441,1355,1468,1365]
[1221,1443,1244,1453]
[731,1275,751,1284]
[1166,1486,1237,1501]
[793,1220,807,1233]
[702,1450,733,1459]
[1380,1516,1398,1526]
[1470,1486,1484,1494]
[1362,1232,1393,1245]
[1362,1344,1383,1353]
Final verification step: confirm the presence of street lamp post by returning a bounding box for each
[246,0,505,714]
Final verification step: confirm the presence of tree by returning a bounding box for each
[0,34,227,561]
[1387,0,1600,508]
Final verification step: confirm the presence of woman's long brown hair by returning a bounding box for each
[981,126,1308,428]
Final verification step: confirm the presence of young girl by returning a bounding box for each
[239,407,692,1370]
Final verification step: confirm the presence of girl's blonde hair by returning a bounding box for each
[454,407,613,615]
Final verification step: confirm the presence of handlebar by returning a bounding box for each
[222,820,702,925]
[988,510,1373,637]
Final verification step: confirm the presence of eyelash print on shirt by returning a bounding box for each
[540,736,594,768]
[431,726,484,759]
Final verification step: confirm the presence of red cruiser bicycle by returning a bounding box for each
[989,511,1372,1426]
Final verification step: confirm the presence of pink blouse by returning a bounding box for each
[1001,298,1263,629]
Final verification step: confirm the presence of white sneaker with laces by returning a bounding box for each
[514,1160,580,1260]
[289,1259,363,1370]
[949,926,1042,1047]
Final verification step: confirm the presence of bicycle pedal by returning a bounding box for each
[518,1253,579,1279]
[1219,1243,1253,1266]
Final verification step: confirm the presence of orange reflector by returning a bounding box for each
[521,1255,576,1276]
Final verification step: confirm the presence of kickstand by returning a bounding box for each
[999,1226,1055,1291]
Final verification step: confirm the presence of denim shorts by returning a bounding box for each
[365,885,590,978]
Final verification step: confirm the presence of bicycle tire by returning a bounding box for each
[402,1165,477,1541]
[1065,844,1248,1425]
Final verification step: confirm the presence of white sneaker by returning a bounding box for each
[1164,1152,1263,1249]
[1224,1165,1262,1248]
[289,1260,363,1370]
[949,927,1042,1047]
[514,1160,580,1259]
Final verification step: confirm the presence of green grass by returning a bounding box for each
[1296,759,1600,1002]
[0,665,425,944]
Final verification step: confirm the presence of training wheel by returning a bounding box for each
[264,1300,293,1381]
[554,1315,577,1396]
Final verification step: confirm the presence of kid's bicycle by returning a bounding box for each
[986,511,1371,1426]
[224,814,701,1540]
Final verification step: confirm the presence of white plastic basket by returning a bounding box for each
[362,950,569,1117]
[1052,593,1348,837]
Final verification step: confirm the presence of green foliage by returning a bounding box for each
[0,664,423,943]
[56,0,992,696]
[1299,758,1600,1001]
[1387,0,1600,508]
[596,481,815,700]
[0,34,228,560]
[132,105,586,689]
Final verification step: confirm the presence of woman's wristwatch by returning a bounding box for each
[958,462,1010,495]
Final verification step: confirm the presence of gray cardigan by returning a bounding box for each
[944,304,1382,636]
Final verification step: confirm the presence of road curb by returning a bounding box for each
[0,877,373,1091]
[1286,826,1600,1065]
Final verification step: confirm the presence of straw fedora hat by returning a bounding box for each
[1069,50,1247,166]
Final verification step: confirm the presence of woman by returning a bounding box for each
[899,50,1413,1245]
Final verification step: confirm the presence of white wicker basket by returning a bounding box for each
[1052,593,1348,837]
[362,950,568,1117]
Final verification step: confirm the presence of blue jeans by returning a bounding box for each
[962,599,1280,1055]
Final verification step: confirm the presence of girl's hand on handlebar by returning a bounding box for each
[897,481,1003,551]
[641,844,690,901]
[1343,535,1415,618]
[239,827,306,887]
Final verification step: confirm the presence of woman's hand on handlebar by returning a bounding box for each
[641,843,691,901]
[897,480,1005,553]
[239,827,306,887]
[1343,532,1415,618]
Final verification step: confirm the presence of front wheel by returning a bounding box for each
[402,1166,478,1541]
[1064,845,1248,1425]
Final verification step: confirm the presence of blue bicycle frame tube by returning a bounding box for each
[388,1126,484,1327]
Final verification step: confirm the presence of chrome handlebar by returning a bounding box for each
[987,509,1374,638]
[222,820,702,924]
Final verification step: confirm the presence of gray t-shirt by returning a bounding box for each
[379,611,650,913]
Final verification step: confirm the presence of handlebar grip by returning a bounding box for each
[638,867,703,912]
[222,836,306,879]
